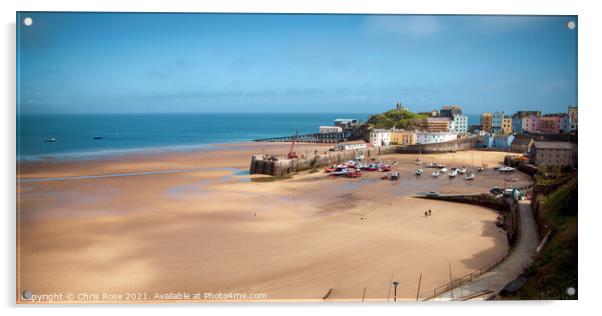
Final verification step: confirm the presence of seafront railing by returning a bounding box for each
[419,251,510,301]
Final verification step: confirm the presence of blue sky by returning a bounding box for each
[17,13,577,114]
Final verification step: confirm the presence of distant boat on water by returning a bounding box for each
[44,138,56,143]
[93,136,103,140]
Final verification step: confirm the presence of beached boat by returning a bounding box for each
[324,164,340,173]
[448,169,458,177]
[364,164,380,171]
[499,166,516,172]
[477,167,485,172]
[345,170,362,178]
[330,167,349,176]
[416,168,423,176]
[427,162,436,168]
[457,167,466,174]
[440,168,448,173]
[431,171,440,177]
[381,165,392,172]
[390,171,400,180]
[465,171,475,180]
[415,149,423,165]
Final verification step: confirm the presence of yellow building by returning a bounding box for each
[481,112,493,133]
[502,116,513,134]
[391,130,417,145]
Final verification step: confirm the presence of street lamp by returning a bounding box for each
[392,281,399,302]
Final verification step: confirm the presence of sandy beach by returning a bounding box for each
[17,143,530,302]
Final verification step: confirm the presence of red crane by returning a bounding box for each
[287,131,299,159]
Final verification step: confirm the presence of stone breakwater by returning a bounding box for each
[250,138,478,176]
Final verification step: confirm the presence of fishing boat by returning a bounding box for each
[345,170,362,178]
[324,164,340,173]
[93,136,103,140]
[381,165,393,172]
[364,164,380,171]
[440,168,448,173]
[330,167,349,176]
[431,171,440,177]
[478,167,485,172]
[448,169,458,177]
[457,167,466,174]
[390,172,400,180]
[44,138,56,142]
[416,169,423,176]
[427,162,436,168]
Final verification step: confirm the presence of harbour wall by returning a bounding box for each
[250,138,478,176]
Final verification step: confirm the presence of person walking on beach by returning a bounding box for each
[428,209,432,216]
[424,211,428,217]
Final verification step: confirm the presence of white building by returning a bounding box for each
[415,131,457,144]
[319,126,343,134]
[336,141,368,151]
[452,114,468,134]
[369,129,391,147]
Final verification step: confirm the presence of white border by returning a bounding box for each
[2,1,600,316]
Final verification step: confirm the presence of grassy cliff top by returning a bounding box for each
[365,109,428,130]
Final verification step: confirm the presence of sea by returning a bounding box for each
[17,113,370,161]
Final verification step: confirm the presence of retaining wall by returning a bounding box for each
[416,194,519,246]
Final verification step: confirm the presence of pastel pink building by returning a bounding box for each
[539,114,566,134]
[521,115,540,133]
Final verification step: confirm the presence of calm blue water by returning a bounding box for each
[17,113,369,160]
[467,114,481,126]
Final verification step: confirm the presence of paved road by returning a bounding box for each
[429,199,540,301]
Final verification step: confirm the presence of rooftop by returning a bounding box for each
[533,141,574,150]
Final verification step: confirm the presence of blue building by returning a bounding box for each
[511,113,522,133]
[482,133,515,149]
[492,112,504,134]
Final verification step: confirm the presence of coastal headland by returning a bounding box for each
[17,142,531,302]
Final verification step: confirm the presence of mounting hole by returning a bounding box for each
[22,290,32,300]
[567,20,576,30]
[23,17,33,26]
[566,287,576,296]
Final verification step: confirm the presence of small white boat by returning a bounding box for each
[431,171,440,177]
[330,167,349,176]
[416,169,423,176]
[390,172,400,180]
[440,168,448,173]
[44,138,56,143]
[457,167,466,174]
[478,167,485,172]
[465,171,475,180]
[448,169,458,177]
[499,166,516,172]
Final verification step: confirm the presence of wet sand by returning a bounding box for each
[17,143,529,302]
